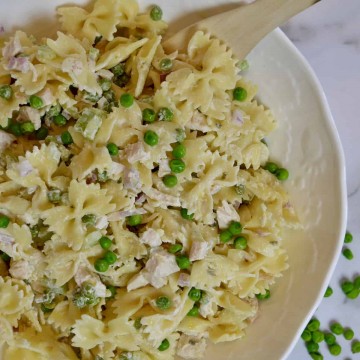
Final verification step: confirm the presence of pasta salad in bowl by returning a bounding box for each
[0,0,346,360]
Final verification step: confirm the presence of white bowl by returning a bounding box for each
[0,1,347,359]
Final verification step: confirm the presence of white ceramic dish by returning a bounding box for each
[0,1,347,359]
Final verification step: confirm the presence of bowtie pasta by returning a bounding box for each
[0,0,298,359]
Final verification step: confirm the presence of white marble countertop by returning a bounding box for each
[281,0,360,359]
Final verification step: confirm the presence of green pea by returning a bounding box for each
[306,341,319,353]
[99,236,112,250]
[36,126,49,140]
[168,243,183,254]
[233,87,247,101]
[126,215,142,226]
[0,215,10,228]
[343,328,354,340]
[275,168,289,181]
[324,332,336,345]
[0,85,13,100]
[219,229,232,243]
[61,131,73,145]
[341,281,354,294]
[41,303,54,313]
[20,121,35,134]
[187,305,200,317]
[354,276,360,289]
[234,236,247,250]
[81,214,96,226]
[346,288,360,299]
[188,288,202,302]
[329,343,341,356]
[114,73,130,88]
[106,285,117,298]
[301,329,312,342]
[158,107,173,121]
[176,255,191,269]
[134,317,142,330]
[119,93,134,108]
[29,95,43,109]
[180,208,194,221]
[344,231,353,243]
[264,162,278,174]
[0,251,10,262]
[162,174,177,188]
[47,189,61,204]
[111,63,125,77]
[94,258,109,272]
[99,78,112,92]
[352,340,360,354]
[158,338,170,351]
[330,322,343,335]
[307,318,320,332]
[312,330,324,343]
[107,142,119,156]
[228,221,242,235]
[159,58,173,72]
[53,114,67,127]
[103,251,117,265]
[342,248,353,260]
[256,289,271,300]
[142,108,156,123]
[169,159,185,173]
[150,5,163,21]
[172,143,186,159]
[144,130,159,146]
[310,352,323,360]
[324,286,333,297]
[156,296,171,310]
[9,123,22,137]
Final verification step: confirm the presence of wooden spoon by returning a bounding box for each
[164,0,321,58]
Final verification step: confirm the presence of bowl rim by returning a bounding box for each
[270,27,348,360]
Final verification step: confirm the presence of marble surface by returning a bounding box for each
[281,0,360,359]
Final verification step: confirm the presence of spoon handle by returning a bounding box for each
[164,0,321,58]
[202,0,321,59]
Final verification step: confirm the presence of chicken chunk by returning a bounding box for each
[216,200,240,229]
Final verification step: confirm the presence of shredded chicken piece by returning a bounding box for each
[178,273,191,287]
[9,259,32,280]
[139,228,163,247]
[123,167,141,192]
[62,56,83,75]
[14,159,36,177]
[189,241,208,262]
[125,142,150,164]
[0,232,14,245]
[216,200,240,229]
[144,249,180,288]
[0,130,15,151]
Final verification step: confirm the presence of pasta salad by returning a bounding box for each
[0,0,298,359]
